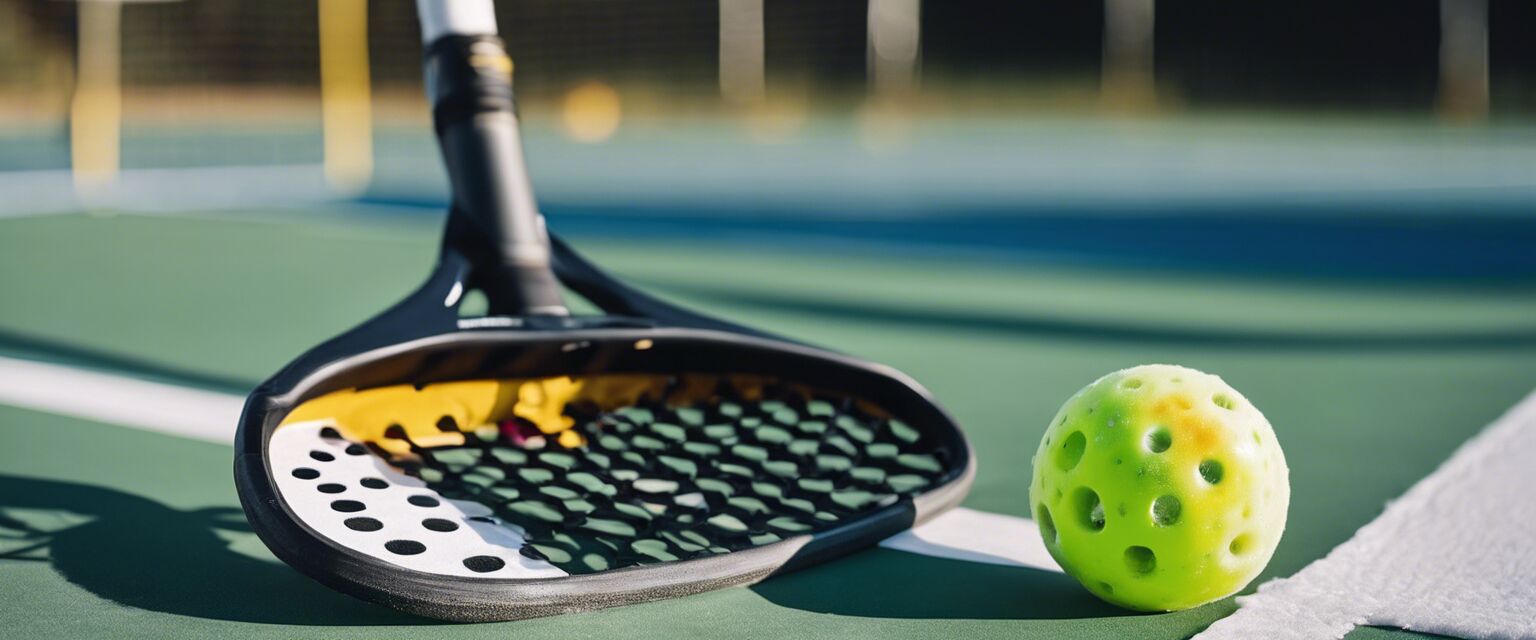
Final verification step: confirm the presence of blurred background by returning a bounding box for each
[2,1,1533,262]
[1,0,1534,344]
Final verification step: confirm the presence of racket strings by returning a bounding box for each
[374,381,953,574]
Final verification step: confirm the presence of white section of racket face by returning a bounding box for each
[270,421,567,579]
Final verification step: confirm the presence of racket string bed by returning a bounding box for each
[363,381,951,574]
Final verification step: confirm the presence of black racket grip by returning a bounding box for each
[424,35,567,316]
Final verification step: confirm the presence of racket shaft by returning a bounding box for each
[420,8,567,315]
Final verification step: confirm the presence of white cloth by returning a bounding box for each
[1196,389,1536,640]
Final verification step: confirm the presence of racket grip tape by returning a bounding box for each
[424,35,567,316]
[424,35,516,136]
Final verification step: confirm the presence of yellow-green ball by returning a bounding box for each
[1029,364,1289,611]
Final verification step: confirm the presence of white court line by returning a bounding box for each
[879,506,1060,571]
[0,354,1060,571]
[0,164,337,219]
[0,356,242,444]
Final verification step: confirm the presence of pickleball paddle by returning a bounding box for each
[234,0,973,622]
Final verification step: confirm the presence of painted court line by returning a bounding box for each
[0,356,241,445]
[0,165,337,219]
[0,355,1059,571]
[879,506,1060,571]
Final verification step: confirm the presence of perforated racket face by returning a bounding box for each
[272,422,567,578]
[267,376,956,579]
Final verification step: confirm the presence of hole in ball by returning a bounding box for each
[1099,581,1115,594]
[1124,546,1156,575]
[1230,533,1253,555]
[1151,495,1182,526]
[1055,431,1087,472]
[1146,428,1172,453]
[1123,378,1143,390]
[1037,504,1058,545]
[1072,487,1105,532]
[309,450,335,462]
[1199,460,1225,485]
[407,495,441,508]
[291,468,319,480]
[1212,393,1239,410]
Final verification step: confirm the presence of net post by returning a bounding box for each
[319,0,374,195]
[866,0,921,99]
[1101,0,1157,113]
[719,0,766,105]
[1437,0,1489,122]
[71,0,123,195]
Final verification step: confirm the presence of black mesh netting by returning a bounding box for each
[354,382,955,574]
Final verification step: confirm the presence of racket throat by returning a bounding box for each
[470,259,570,318]
[427,33,568,317]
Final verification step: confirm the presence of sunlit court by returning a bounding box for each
[1,2,1534,639]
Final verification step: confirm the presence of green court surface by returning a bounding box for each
[2,210,1535,639]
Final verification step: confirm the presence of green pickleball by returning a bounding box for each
[1029,365,1289,611]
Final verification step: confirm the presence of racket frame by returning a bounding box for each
[236,321,975,621]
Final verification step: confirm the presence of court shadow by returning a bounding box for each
[0,473,434,626]
[751,547,1127,620]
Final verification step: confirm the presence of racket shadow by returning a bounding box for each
[0,473,434,626]
[751,546,1131,620]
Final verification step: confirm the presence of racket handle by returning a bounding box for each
[417,1,567,316]
[416,0,496,43]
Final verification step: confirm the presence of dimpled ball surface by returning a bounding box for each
[1029,364,1289,611]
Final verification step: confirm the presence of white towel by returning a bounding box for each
[1197,389,1536,640]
